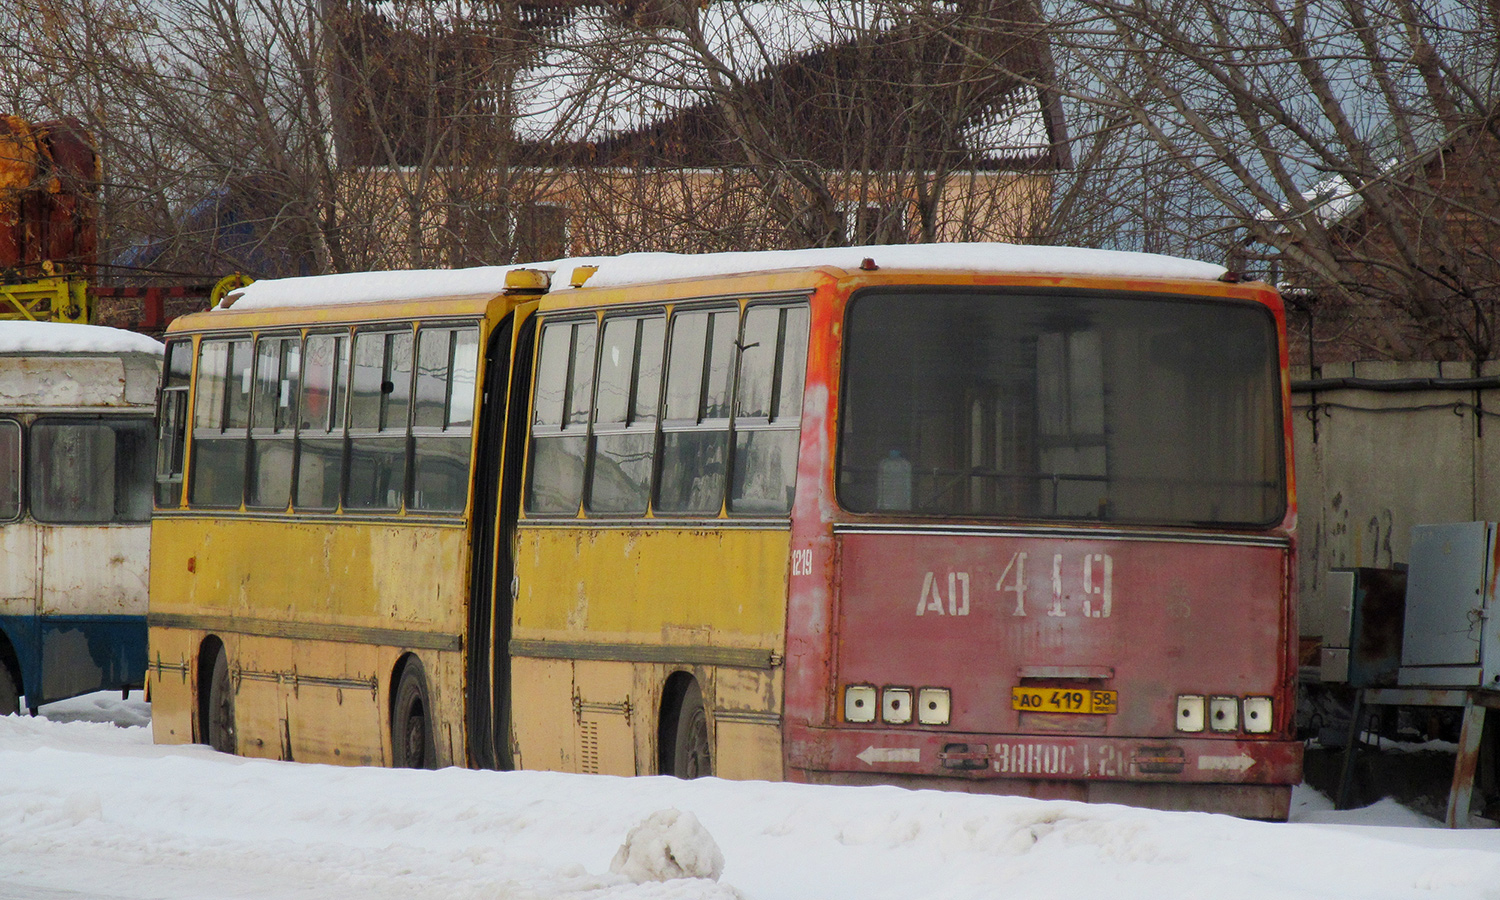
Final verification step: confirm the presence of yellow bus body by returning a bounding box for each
[149,517,470,765]
[507,267,832,779]
[149,292,520,767]
[510,525,788,778]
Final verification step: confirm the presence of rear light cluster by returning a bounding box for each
[844,685,950,726]
[1175,694,1273,734]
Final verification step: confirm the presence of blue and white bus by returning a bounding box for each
[0,321,161,714]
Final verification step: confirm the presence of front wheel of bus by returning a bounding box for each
[206,648,236,754]
[669,681,712,779]
[392,663,436,770]
[0,663,18,716]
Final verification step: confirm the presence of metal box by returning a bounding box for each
[1399,522,1500,688]
[1319,569,1356,682]
[1320,567,1406,686]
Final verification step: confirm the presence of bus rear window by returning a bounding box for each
[837,289,1285,527]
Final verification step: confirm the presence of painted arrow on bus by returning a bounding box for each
[857,746,921,765]
[1196,753,1255,773]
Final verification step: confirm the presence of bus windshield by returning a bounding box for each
[838,288,1285,527]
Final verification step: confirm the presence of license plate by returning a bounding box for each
[1012,686,1118,715]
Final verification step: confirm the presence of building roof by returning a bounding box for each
[335,0,1067,171]
[516,2,1055,165]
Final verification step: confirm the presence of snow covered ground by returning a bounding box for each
[3,694,1500,899]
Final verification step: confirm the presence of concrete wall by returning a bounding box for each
[1292,360,1500,643]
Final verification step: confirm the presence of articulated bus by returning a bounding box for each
[147,245,1299,817]
[0,321,161,714]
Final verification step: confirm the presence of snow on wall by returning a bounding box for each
[0,321,164,356]
[224,243,1230,312]
[0,354,161,409]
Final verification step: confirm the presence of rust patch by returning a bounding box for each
[1133,745,1187,774]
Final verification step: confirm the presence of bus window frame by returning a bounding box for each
[726,301,809,517]
[0,417,21,522]
[246,331,302,511]
[29,414,156,525]
[585,310,666,516]
[525,315,598,517]
[188,334,253,509]
[408,320,482,515]
[654,303,738,518]
[832,285,1287,528]
[294,329,351,512]
[522,294,811,522]
[155,339,193,509]
[344,324,417,513]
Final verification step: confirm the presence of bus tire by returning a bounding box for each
[0,663,18,716]
[206,646,236,754]
[391,662,436,769]
[668,680,711,779]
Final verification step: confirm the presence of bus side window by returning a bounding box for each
[410,325,479,513]
[586,313,663,515]
[730,304,808,515]
[30,418,154,524]
[0,419,19,520]
[111,419,156,522]
[190,337,252,508]
[295,333,348,511]
[155,340,192,508]
[656,307,735,516]
[247,334,301,510]
[346,328,414,511]
[527,319,596,515]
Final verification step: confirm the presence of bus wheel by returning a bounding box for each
[0,664,18,716]
[669,680,712,779]
[392,663,436,769]
[206,647,236,754]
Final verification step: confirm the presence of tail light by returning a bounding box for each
[917,688,951,726]
[881,687,913,724]
[844,685,877,723]
[1209,696,1239,732]
[1176,695,1205,732]
[1243,697,1273,733]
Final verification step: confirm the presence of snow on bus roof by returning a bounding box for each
[0,320,164,356]
[223,243,1229,311]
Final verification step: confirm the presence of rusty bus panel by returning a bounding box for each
[789,725,1302,817]
[36,118,99,274]
[0,115,41,271]
[0,115,98,278]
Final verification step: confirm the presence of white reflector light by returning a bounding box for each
[882,687,913,724]
[1209,696,1239,732]
[1176,695,1205,732]
[844,685,877,723]
[917,688,951,726]
[1243,696,1273,733]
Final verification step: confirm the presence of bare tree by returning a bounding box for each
[1036,0,1500,363]
[3,0,1075,275]
[5,0,540,280]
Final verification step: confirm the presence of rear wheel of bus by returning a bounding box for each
[662,677,711,779]
[202,642,235,754]
[391,658,436,769]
